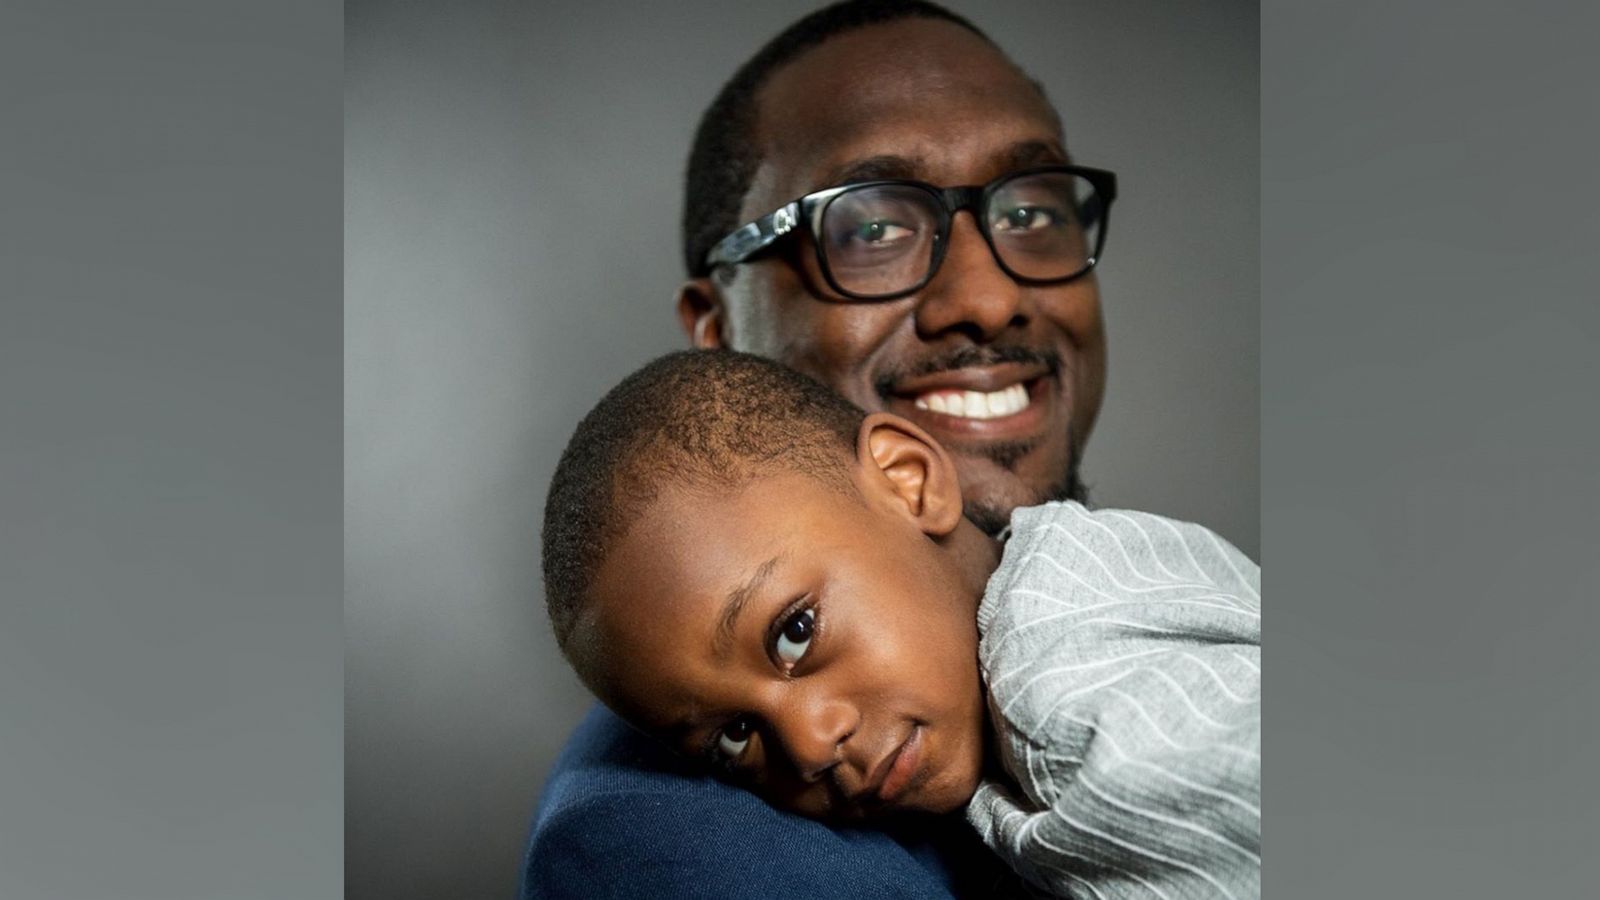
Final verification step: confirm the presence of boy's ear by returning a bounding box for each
[856,413,964,538]
[675,278,727,348]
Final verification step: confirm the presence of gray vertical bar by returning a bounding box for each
[1264,0,1600,895]
[0,1,343,898]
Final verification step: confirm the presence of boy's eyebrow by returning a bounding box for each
[713,554,784,659]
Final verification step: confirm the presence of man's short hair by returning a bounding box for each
[542,350,865,659]
[680,0,989,278]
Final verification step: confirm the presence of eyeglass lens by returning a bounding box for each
[817,171,1102,298]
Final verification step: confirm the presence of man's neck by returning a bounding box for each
[945,515,1005,601]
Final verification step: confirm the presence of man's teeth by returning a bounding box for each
[912,383,1030,419]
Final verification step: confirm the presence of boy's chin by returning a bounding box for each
[916,762,985,816]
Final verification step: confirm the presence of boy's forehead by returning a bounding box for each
[577,471,866,705]
[591,478,788,603]
[598,468,861,590]
[582,479,809,648]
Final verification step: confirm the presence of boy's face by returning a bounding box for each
[579,447,987,822]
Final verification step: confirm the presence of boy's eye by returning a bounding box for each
[775,608,815,669]
[716,716,755,761]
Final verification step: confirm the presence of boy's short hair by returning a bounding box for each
[541,349,865,664]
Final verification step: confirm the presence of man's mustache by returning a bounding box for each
[873,345,1062,399]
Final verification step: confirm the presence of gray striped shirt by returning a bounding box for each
[966,502,1261,899]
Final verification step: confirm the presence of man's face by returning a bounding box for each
[681,20,1108,533]
[581,470,987,822]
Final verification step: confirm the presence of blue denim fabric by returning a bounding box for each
[521,705,1005,900]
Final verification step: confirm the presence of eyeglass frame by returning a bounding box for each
[702,164,1118,302]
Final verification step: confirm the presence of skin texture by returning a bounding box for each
[578,415,1001,821]
[678,18,1108,534]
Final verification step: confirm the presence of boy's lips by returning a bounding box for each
[862,725,925,806]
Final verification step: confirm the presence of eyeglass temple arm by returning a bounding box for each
[704,201,803,269]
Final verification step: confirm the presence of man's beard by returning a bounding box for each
[871,343,1084,536]
[962,438,1089,537]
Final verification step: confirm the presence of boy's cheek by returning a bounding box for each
[754,774,850,822]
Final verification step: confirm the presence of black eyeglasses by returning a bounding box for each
[704,165,1117,301]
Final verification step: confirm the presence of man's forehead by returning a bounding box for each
[747,19,1063,212]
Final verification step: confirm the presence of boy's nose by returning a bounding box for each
[773,695,858,783]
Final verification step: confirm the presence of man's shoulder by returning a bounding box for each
[521,705,972,900]
[527,704,765,832]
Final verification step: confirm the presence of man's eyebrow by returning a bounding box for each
[713,554,784,658]
[820,154,924,187]
[999,139,1071,172]
[816,141,1069,192]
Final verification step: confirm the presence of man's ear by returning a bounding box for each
[856,412,964,538]
[676,278,727,348]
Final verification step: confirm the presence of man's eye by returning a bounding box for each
[850,220,914,244]
[994,206,1061,231]
[716,716,755,761]
[775,607,815,669]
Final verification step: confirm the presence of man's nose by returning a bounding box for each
[913,212,1029,341]
[771,694,858,783]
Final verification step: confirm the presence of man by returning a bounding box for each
[525,2,1114,896]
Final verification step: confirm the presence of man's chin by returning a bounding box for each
[964,499,1016,537]
[961,460,1086,537]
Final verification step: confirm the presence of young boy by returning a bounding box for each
[542,350,1260,899]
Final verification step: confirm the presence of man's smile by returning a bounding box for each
[912,383,1029,420]
[876,352,1061,446]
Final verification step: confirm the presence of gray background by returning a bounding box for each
[3,2,343,898]
[1263,1,1600,894]
[346,1,1257,897]
[8,1,1596,899]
